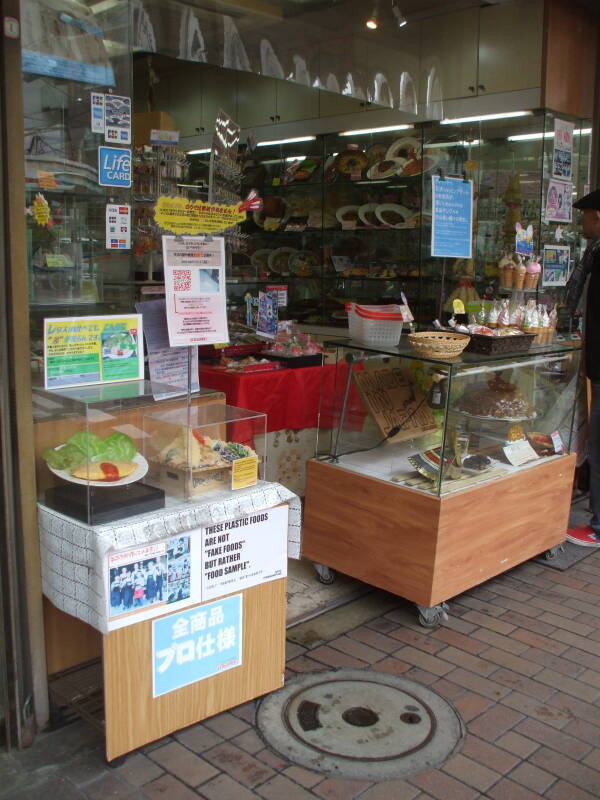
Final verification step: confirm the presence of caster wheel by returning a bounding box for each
[107,754,128,768]
[313,563,335,585]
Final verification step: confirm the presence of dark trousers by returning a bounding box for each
[589,380,600,532]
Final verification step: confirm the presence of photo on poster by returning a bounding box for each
[545,179,572,223]
[108,535,191,619]
[198,268,220,294]
[552,119,574,180]
[542,244,571,287]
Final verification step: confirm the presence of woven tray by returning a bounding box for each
[466,332,536,355]
[407,331,470,359]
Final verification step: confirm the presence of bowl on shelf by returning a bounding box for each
[407,331,470,359]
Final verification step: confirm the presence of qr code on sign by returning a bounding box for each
[173,270,192,291]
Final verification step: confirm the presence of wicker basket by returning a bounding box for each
[408,331,470,359]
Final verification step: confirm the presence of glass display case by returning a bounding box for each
[143,403,266,499]
[318,339,581,496]
[303,339,582,625]
[32,381,225,524]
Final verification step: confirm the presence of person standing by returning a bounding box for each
[566,189,600,546]
[145,560,157,605]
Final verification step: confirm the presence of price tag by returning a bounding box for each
[45,254,67,268]
[551,430,565,453]
[231,456,258,490]
[503,439,540,467]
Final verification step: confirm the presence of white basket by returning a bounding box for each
[347,303,404,346]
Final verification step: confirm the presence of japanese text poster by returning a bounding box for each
[545,179,572,223]
[152,594,242,697]
[43,315,144,389]
[552,118,574,180]
[163,235,229,346]
[542,244,571,287]
[431,176,473,259]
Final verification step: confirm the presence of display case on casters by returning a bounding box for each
[303,339,582,626]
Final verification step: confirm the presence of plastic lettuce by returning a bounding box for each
[42,443,87,471]
[67,432,104,459]
[92,432,137,462]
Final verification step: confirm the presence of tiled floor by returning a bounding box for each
[1,548,600,799]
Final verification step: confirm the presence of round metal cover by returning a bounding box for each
[256,669,464,781]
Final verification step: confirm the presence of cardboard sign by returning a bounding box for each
[353,368,437,443]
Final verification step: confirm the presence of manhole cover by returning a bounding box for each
[256,669,464,781]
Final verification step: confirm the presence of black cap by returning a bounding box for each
[573,189,600,210]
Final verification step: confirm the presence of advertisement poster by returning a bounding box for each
[104,94,131,144]
[515,223,534,256]
[162,236,229,346]
[257,291,278,338]
[152,594,243,697]
[91,92,105,133]
[542,244,571,287]
[202,506,288,601]
[431,176,473,259]
[44,315,144,389]
[545,179,572,223]
[552,118,574,180]
[105,203,131,249]
[135,299,200,399]
[98,146,131,188]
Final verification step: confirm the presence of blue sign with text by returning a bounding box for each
[431,175,473,259]
[152,594,242,697]
[98,146,131,187]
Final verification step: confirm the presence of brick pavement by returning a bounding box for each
[1,551,600,799]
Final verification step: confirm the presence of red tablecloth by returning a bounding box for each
[199,362,366,433]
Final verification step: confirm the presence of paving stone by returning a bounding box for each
[255,747,290,771]
[308,645,367,669]
[409,768,479,800]
[459,611,516,635]
[428,677,465,701]
[441,753,501,792]
[486,777,547,800]
[499,611,557,636]
[562,646,600,672]
[460,736,520,775]
[439,616,478,635]
[230,729,266,756]
[231,702,257,725]
[451,692,493,722]
[444,668,510,701]
[282,766,323,788]
[202,712,251,739]
[174,724,224,754]
[358,779,421,800]
[142,774,200,800]
[500,691,571,729]
[453,597,506,619]
[430,629,488,655]
[312,776,372,799]
[257,774,322,800]
[515,717,591,761]
[546,689,600,727]
[347,625,403,653]
[149,742,218,788]
[563,718,600,748]
[365,617,399,634]
[490,667,554,701]
[391,646,453,677]
[389,629,446,654]
[286,641,307,661]
[545,780,600,800]
[550,628,600,656]
[286,656,330,673]
[404,667,440,685]
[82,774,139,799]
[467,703,524,742]
[196,773,262,800]
[537,612,595,636]
[534,667,600,703]
[529,747,600,794]
[3,776,86,800]
[519,646,584,676]
[328,634,386,664]
[371,656,411,675]
[508,762,557,794]
[471,628,528,656]
[477,647,543,677]
[494,731,540,759]
[114,752,164,787]
[529,596,583,619]
[434,646,498,677]
[203,742,275,788]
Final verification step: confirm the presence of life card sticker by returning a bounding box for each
[106,203,131,249]
[98,146,131,187]
[104,94,131,144]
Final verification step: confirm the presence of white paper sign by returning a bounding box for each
[104,94,131,145]
[148,346,200,400]
[545,179,572,223]
[503,439,540,467]
[91,92,105,134]
[162,235,229,346]
[150,129,180,146]
[106,203,131,249]
[202,505,288,601]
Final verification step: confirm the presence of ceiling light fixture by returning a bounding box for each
[257,136,316,146]
[365,3,379,29]
[507,127,592,142]
[187,148,211,155]
[340,124,412,136]
[441,111,533,125]
[391,2,407,27]
[426,139,481,148]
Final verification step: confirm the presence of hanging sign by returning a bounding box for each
[545,179,572,223]
[154,190,261,235]
[98,146,131,187]
[37,170,57,190]
[43,314,144,389]
[152,594,243,698]
[105,203,131,249]
[431,175,473,259]
[162,235,228,346]
[104,94,131,144]
[552,119,574,180]
[32,193,51,226]
[542,244,571,287]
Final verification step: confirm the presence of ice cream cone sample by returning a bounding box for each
[514,256,526,289]
[525,256,541,289]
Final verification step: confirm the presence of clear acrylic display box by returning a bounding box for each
[143,404,267,501]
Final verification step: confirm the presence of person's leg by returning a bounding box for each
[588,379,600,538]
